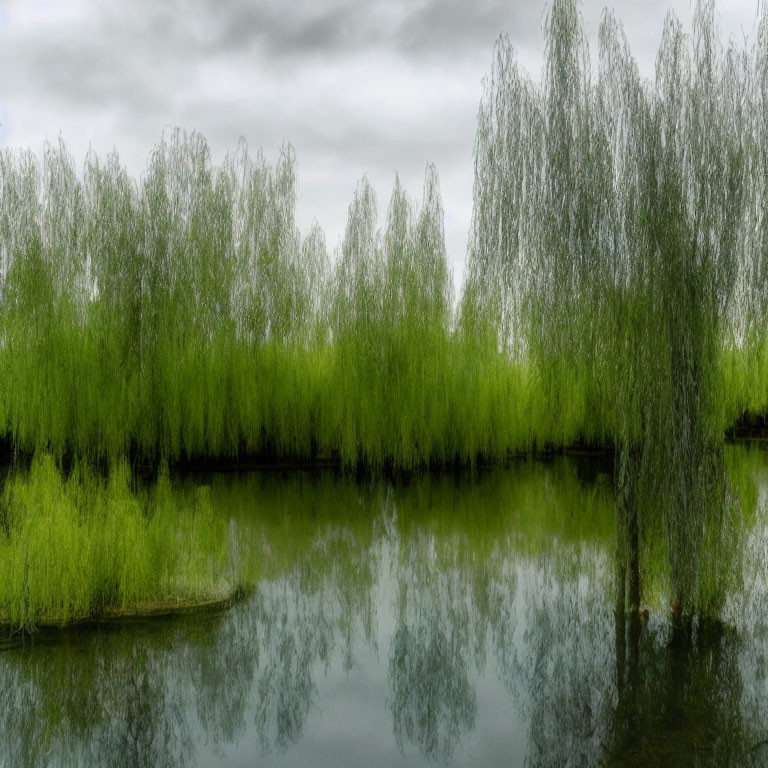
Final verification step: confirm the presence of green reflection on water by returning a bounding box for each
[0,450,767,767]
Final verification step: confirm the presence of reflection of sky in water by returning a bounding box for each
[0,453,766,767]
[187,538,546,768]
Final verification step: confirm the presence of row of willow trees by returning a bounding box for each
[0,128,615,466]
[0,135,466,466]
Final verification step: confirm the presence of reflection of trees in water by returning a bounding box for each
[0,477,382,768]
[0,458,766,767]
[184,609,256,747]
[387,532,484,762]
[0,628,195,768]
[388,614,476,763]
[382,460,610,761]
[199,471,382,753]
[102,647,194,768]
[494,547,616,768]
[480,452,768,767]
[603,452,767,766]
[603,613,767,768]
[492,552,768,768]
[385,467,574,762]
[199,507,382,756]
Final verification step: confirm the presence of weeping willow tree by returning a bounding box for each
[464,0,764,617]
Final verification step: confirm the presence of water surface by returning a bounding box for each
[1,453,767,767]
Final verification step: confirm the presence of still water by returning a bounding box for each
[1,453,767,767]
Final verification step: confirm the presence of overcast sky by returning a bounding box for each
[0,0,762,286]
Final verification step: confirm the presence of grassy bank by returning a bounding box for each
[0,454,248,631]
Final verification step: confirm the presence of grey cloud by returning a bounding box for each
[17,41,163,115]
[190,0,542,62]
[0,0,539,127]
[396,0,542,57]
[205,1,371,57]
[1,4,186,115]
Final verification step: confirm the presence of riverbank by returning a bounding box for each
[0,455,250,633]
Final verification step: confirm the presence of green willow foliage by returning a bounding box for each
[0,117,573,468]
[0,133,478,467]
[465,0,768,615]
[0,131,607,468]
[0,136,393,464]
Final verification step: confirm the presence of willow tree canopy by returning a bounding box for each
[463,0,766,615]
